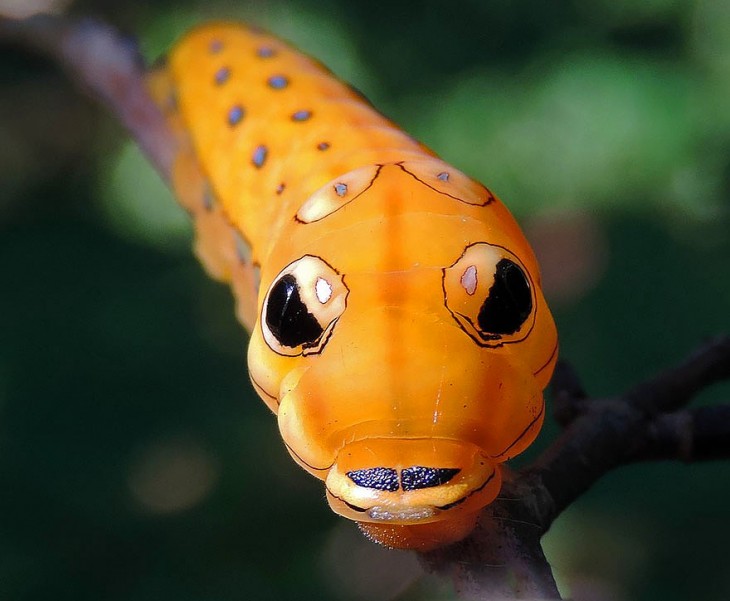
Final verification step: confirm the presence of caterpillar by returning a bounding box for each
[147,22,558,551]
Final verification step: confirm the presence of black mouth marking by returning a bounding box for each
[347,467,399,491]
[401,467,460,491]
[346,466,461,492]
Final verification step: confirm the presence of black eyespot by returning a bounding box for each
[477,259,532,335]
[265,274,323,348]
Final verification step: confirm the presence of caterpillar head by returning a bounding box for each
[247,162,557,549]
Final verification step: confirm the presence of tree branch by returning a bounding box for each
[0,14,178,179]
[629,404,730,462]
[530,335,730,527]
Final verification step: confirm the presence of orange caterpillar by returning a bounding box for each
[148,23,558,550]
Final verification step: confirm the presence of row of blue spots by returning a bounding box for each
[207,35,329,188]
[210,37,277,58]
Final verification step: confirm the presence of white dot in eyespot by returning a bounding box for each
[315,277,333,303]
[461,265,477,295]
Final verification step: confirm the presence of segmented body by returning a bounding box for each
[148,23,558,550]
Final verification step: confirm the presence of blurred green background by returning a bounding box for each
[1,0,729,599]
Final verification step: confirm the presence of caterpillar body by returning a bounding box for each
[148,23,558,550]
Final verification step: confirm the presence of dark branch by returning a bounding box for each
[530,335,730,526]
[630,404,730,462]
[0,14,178,179]
[626,336,730,414]
[550,360,588,426]
[421,486,562,600]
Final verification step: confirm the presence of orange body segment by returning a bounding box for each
[151,22,558,550]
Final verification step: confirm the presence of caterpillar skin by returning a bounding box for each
[148,23,558,550]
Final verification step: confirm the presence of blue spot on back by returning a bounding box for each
[267,75,289,89]
[334,183,347,197]
[317,142,330,151]
[437,171,450,182]
[228,105,245,126]
[291,110,312,122]
[257,46,276,58]
[215,66,230,85]
[209,39,223,53]
[252,145,268,168]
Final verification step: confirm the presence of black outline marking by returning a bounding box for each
[441,243,537,349]
[327,490,368,513]
[249,373,278,406]
[260,255,349,358]
[285,441,333,473]
[533,340,559,377]
[301,318,339,357]
[396,162,495,206]
[489,398,545,460]
[294,165,383,224]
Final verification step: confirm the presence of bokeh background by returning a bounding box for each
[1,0,729,599]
